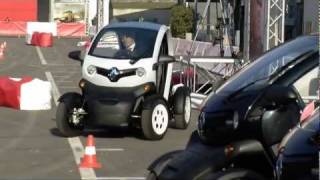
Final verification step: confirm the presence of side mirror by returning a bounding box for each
[68,50,83,62]
[264,85,297,104]
[77,41,87,47]
[158,55,175,63]
[153,56,175,70]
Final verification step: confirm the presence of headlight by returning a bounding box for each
[87,65,96,75]
[136,67,146,77]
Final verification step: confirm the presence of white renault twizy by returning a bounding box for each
[56,22,191,140]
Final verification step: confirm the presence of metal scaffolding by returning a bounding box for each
[266,0,286,50]
[97,0,110,32]
[97,0,104,31]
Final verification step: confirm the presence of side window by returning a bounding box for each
[159,35,168,56]
[293,66,319,103]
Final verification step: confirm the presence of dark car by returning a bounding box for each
[275,105,319,180]
[147,35,319,179]
[198,35,319,144]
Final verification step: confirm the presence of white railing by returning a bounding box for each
[174,56,245,109]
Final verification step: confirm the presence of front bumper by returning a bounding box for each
[81,79,155,127]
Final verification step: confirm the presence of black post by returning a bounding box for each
[37,0,50,22]
[194,0,198,36]
[207,1,211,38]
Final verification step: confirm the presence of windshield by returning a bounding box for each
[88,27,158,59]
[217,36,318,93]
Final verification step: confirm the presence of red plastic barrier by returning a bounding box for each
[38,33,53,47]
[0,21,27,36]
[0,77,33,109]
[31,32,53,47]
[31,32,40,45]
[57,23,85,37]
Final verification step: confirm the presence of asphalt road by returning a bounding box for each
[0,37,199,179]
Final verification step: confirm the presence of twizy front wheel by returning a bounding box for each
[141,97,169,140]
[172,87,191,129]
[56,93,84,137]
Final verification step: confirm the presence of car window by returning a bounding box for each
[89,27,158,60]
[293,66,319,103]
[94,31,120,57]
[159,35,168,56]
[216,36,318,93]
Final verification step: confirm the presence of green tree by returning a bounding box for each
[170,5,194,39]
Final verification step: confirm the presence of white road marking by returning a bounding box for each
[96,148,124,152]
[45,72,60,105]
[45,71,97,180]
[36,46,47,65]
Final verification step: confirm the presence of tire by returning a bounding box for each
[205,168,266,180]
[172,87,191,129]
[141,97,169,140]
[56,95,83,137]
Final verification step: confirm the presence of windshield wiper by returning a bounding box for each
[129,55,141,64]
[129,50,148,65]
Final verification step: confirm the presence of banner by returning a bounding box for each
[57,23,85,37]
[0,21,27,36]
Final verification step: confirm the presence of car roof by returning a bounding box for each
[104,22,163,31]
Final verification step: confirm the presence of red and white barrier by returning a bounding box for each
[0,77,52,110]
[0,21,86,38]
[26,22,56,45]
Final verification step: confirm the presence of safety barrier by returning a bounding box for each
[0,77,52,110]
[0,21,85,37]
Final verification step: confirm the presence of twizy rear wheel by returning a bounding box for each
[56,94,84,137]
[141,97,169,140]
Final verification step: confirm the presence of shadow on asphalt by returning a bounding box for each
[50,128,66,137]
[49,127,147,140]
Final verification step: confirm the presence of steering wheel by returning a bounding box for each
[114,49,131,59]
[290,85,305,110]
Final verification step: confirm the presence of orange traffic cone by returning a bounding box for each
[79,134,101,169]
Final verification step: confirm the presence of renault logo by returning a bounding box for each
[108,67,120,82]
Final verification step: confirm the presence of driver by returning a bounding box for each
[121,33,136,52]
